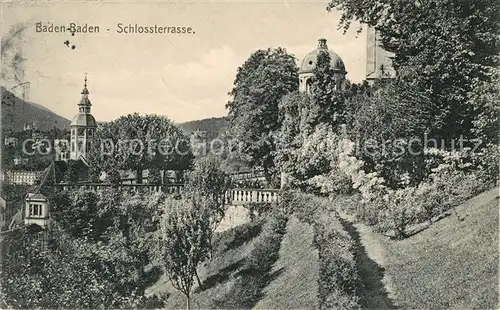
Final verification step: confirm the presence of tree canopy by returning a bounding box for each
[226,48,299,183]
[88,113,194,183]
[327,0,500,140]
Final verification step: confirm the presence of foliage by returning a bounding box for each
[211,211,288,309]
[88,113,194,183]
[343,81,433,187]
[184,155,230,256]
[310,50,346,129]
[2,189,168,308]
[328,0,500,141]
[0,223,164,309]
[470,68,500,145]
[226,48,299,181]
[156,196,211,310]
[280,192,359,308]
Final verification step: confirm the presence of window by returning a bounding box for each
[29,203,43,217]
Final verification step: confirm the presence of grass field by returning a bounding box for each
[348,188,499,309]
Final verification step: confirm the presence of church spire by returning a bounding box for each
[78,74,91,113]
[81,74,89,95]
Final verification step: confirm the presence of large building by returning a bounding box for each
[70,76,97,161]
[0,170,42,185]
[298,38,347,94]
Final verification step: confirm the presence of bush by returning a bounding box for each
[211,219,264,256]
[245,212,288,271]
[309,198,359,309]
[212,211,288,308]
[281,192,359,308]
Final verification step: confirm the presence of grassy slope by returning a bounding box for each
[254,216,319,309]
[146,221,263,309]
[359,188,499,309]
[146,215,321,309]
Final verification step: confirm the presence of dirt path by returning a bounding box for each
[339,217,399,309]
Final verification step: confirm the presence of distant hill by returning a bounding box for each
[177,116,228,137]
[1,86,70,132]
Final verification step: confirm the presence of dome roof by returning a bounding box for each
[71,113,97,127]
[299,38,346,74]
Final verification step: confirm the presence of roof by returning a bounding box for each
[71,113,97,127]
[299,38,346,74]
[26,193,47,200]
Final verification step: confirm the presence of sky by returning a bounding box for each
[1,1,366,123]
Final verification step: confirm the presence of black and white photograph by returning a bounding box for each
[0,0,498,309]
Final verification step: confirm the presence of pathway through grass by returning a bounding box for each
[341,188,499,309]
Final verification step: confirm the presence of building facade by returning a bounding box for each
[0,170,42,185]
[70,76,97,161]
[298,38,347,94]
[24,193,50,229]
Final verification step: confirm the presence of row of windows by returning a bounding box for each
[71,128,95,137]
[29,204,44,217]
[71,141,92,152]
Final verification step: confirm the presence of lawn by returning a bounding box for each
[352,188,499,309]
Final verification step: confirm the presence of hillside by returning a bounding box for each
[1,86,70,132]
[344,188,499,309]
[177,116,228,137]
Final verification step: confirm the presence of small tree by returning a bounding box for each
[158,197,211,310]
[185,155,230,256]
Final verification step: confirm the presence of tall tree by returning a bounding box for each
[310,50,346,129]
[226,48,299,182]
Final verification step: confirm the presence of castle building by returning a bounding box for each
[298,38,347,94]
[70,76,97,161]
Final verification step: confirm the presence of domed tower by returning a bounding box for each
[70,76,97,161]
[299,38,347,94]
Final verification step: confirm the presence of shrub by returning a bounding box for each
[282,193,359,308]
[213,211,288,309]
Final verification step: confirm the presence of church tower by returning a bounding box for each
[70,76,97,161]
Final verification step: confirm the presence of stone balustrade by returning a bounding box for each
[57,183,280,205]
[227,188,280,205]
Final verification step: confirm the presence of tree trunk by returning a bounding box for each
[186,294,191,310]
[195,269,203,290]
[136,168,143,184]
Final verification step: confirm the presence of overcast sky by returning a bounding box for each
[1,1,366,123]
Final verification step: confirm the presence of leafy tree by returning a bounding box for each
[344,81,433,187]
[148,167,162,184]
[156,196,211,310]
[309,50,346,128]
[88,114,194,183]
[184,155,230,257]
[327,0,500,141]
[226,48,299,182]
